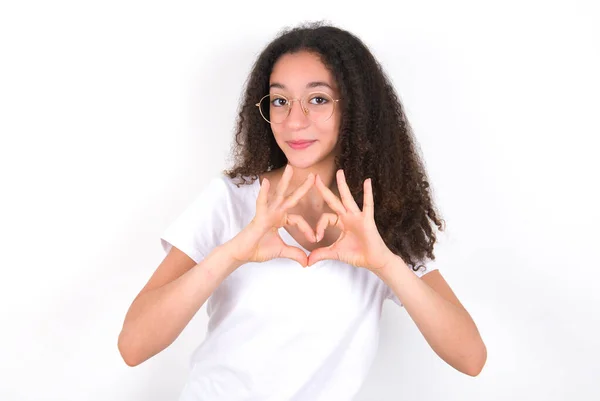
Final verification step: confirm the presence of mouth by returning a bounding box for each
[287,140,317,150]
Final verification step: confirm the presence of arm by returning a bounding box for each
[118,168,316,367]
[377,254,487,376]
[307,171,486,375]
[117,243,242,367]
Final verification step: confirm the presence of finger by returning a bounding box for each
[308,245,336,266]
[282,172,315,210]
[315,212,339,242]
[280,245,308,267]
[287,213,318,243]
[337,169,360,213]
[363,178,374,219]
[314,174,346,215]
[275,164,293,200]
[256,177,270,212]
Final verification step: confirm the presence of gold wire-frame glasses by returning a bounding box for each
[255,92,341,124]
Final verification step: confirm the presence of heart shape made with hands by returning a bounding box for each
[258,166,392,270]
[279,204,346,267]
[282,210,340,247]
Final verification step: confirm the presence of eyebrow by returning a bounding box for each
[269,81,334,90]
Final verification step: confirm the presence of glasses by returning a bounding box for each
[255,92,340,124]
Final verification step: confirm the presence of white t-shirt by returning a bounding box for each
[160,174,438,401]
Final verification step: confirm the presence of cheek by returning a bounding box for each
[322,117,341,142]
[322,127,339,142]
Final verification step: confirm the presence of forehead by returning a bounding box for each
[270,51,336,90]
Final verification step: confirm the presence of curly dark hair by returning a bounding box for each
[224,21,445,271]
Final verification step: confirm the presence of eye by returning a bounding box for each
[309,95,329,105]
[271,96,288,107]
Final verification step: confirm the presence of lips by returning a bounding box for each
[287,140,316,150]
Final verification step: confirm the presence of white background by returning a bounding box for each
[1,1,599,400]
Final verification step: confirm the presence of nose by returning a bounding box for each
[285,99,310,129]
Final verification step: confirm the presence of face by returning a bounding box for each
[267,51,341,170]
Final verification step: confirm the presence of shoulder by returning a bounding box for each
[212,172,260,205]
[191,172,257,200]
[170,173,258,222]
[159,173,260,261]
[198,173,260,228]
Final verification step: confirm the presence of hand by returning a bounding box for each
[229,165,316,267]
[307,169,395,272]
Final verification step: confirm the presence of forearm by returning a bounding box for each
[377,254,486,376]
[118,243,242,366]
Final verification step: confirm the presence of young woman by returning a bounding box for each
[118,22,487,400]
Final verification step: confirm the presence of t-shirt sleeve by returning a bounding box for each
[385,258,440,307]
[160,176,231,264]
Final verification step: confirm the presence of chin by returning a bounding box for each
[287,153,335,171]
[285,157,317,170]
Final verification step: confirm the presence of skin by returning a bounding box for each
[258,51,487,376]
[260,51,343,252]
[118,50,487,377]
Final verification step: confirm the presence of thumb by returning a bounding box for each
[280,245,308,267]
[308,246,337,266]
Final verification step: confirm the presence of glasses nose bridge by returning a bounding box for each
[287,96,309,116]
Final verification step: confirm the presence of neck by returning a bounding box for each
[285,159,339,210]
